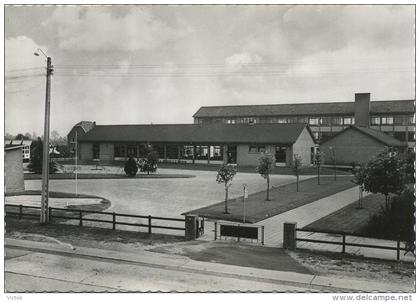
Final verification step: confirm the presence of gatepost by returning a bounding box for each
[283,222,297,250]
[185,215,198,240]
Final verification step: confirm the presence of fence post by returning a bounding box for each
[148,215,152,235]
[112,212,116,230]
[19,204,23,220]
[184,215,198,240]
[397,240,401,261]
[79,210,83,227]
[214,222,217,240]
[283,222,297,250]
[48,207,52,223]
[261,226,265,245]
[342,233,346,254]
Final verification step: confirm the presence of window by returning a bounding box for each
[297,117,308,123]
[249,145,257,153]
[93,144,100,159]
[393,115,404,125]
[313,132,320,140]
[288,116,298,123]
[249,145,266,153]
[277,118,287,124]
[127,144,137,157]
[408,132,415,142]
[408,114,415,125]
[227,119,236,124]
[370,116,380,125]
[343,117,354,125]
[320,117,330,126]
[309,117,319,125]
[114,144,126,157]
[331,117,343,126]
[381,116,394,125]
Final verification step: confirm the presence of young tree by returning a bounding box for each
[352,165,366,209]
[358,148,406,210]
[256,153,275,201]
[138,144,159,175]
[313,150,323,185]
[28,138,58,174]
[124,157,138,177]
[216,164,237,214]
[292,154,302,192]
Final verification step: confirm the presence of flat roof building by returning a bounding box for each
[75,123,316,167]
[193,93,415,148]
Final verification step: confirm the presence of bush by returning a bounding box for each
[365,189,415,243]
[28,138,58,174]
[124,157,138,177]
[138,144,158,175]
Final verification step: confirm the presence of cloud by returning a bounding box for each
[44,7,183,52]
[225,52,263,71]
[5,36,47,71]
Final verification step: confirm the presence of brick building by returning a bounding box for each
[319,126,408,165]
[193,93,415,148]
[74,123,316,167]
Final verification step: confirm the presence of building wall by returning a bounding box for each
[237,144,276,166]
[320,128,386,165]
[79,143,93,160]
[100,143,114,161]
[292,128,315,166]
[5,148,25,193]
[67,127,86,153]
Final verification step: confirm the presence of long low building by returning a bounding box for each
[74,123,316,167]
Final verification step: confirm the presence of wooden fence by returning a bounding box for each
[6,204,186,235]
[296,228,411,261]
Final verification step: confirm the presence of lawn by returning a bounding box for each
[185,175,356,223]
[302,193,386,235]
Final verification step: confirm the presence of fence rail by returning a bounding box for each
[5,204,186,235]
[296,228,409,260]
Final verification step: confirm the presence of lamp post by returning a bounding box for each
[34,49,53,224]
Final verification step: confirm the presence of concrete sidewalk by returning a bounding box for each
[5,238,414,292]
[256,186,362,247]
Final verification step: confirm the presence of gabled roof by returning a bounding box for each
[74,121,96,133]
[320,125,408,147]
[193,100,415,118]
[79,123,315,145]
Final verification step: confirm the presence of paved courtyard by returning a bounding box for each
[24,168,312,219]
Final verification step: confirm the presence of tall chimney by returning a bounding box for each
[354,93,371,127]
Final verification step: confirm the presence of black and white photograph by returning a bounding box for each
[3,2,416,298]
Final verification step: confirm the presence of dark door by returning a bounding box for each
[227,145,237,164]
[275,145,287,164]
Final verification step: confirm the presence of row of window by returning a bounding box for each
[199,114,415,126]
[313,131,415,142]
[249,145,266,153]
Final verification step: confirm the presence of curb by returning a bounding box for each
[5,238,414,293]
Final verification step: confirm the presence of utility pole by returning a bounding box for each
[40,56,53,224]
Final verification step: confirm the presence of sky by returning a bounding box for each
[5,5,415,137]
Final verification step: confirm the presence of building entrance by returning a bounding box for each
[227,145,237,164]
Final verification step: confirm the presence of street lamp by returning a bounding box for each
[329,146,336,181]
[34,48,53,224]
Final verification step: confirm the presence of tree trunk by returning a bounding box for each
[266,175,270,201]
[385,194,389,211]
[296,175,299,192]
[224,184,229,213]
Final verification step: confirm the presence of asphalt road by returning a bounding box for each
[5,247,308,292]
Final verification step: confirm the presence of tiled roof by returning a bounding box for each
[75,121,96,133]
[193,100,415,118]
[321,125,407,147]
[79,123,314,145]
